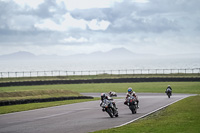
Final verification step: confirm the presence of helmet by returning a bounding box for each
[101,93,105,97]
[128,87,132,93]
[101,93,106,100]
[168,85,170,87]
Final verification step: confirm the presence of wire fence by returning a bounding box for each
[0,68,200,78]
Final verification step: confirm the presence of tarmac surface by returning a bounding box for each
[0,93,194,133]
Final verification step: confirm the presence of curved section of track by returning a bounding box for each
[0,93,194,133]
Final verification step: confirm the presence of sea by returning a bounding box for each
[0,58,200,78]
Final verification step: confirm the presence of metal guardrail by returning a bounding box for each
[0,68,200,78]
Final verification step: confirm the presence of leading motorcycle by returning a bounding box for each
[100,99,118,118]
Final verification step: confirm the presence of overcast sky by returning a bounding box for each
[0,0,200,56]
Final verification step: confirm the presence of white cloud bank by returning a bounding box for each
[34,13,110,32]
[0,0,199,56]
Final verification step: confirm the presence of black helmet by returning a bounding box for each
[101,93,106,100]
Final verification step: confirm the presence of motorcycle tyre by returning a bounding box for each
[115,110,119,117]
[115,113,119,117]
[106,108,113,118]
[132,106,137,114]
[129,103,137,114]
[167,92,171,98]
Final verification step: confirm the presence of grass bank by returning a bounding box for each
[0,89,81,101]
[1,82,200,94]
[93,95,200,133]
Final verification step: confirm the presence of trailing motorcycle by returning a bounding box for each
[125,96,137,114]
[165,88,172,98]
[109,91,117,97]
[100,99,118,118]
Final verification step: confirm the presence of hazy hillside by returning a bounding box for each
[0,48,199,61]
[0,51,36,60]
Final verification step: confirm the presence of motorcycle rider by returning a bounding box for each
[165,85,172,94]
[100,93,118,112]
[124,87,139,108]
[109,91,116,97]
[109,91,112,96]
[166,85,172,91]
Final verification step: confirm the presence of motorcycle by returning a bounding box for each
[100,99,118,118]
[165,88,172,98]
[109,91,117,97]
[125,96,137,114]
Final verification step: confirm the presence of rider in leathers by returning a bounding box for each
[165,85,172,94]
[166,85,172,91]
[100,93,117,113]
[124,87,139,108]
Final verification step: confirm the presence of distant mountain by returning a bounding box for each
[0,48,154,61]
[0,51,66,60]
[105,48,134,55]
[1,48,199,61]
[38,54,61,60]
[68,47,137,60]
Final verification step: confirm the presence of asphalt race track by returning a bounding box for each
[0,93,194,133]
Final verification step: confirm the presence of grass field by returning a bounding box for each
[0,82,200,94]
[93,95,200,133]
[0,89,81,101]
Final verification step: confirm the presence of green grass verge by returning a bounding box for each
[93,95,200,133]
[0,97,99,114]
[0,89,81,101]
[0,82,200,94]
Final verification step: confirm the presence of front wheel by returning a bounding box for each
[106,108,113,118]
[130,104,137,114]
[167,92,171,98]
[132,107,137,114]
[115,113,119,117]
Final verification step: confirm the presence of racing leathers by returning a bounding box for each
[124,92,139,108]
[100,95,117,112]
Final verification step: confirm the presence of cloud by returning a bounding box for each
[34,13,87,31]
[34,13,110,32]
[88,19,110,30]
[0,0,200,56]
[57,0,122,11]
[13,0,45,9]
[59,37,88,43]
